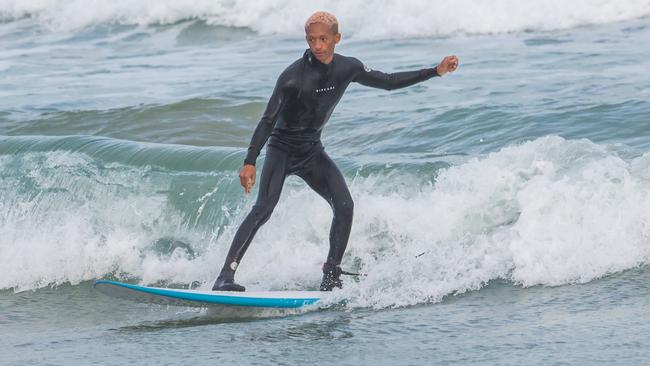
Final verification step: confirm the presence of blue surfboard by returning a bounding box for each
[94,280,323,309]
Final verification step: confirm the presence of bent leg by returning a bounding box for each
[299,151,354,266]
[214,147,289,290]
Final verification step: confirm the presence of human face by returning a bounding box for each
[305,22,340,64]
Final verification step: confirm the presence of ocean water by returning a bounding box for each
[2,0,650,364]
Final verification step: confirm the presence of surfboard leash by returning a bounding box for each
[341,269,367,277]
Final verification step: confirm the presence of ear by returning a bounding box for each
[335,32,341,44]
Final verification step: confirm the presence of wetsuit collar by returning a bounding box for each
[304,49,334,72]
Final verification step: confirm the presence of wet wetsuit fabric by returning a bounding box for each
[218,50,439,281]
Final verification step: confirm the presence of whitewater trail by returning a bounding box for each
[2,136,649,309]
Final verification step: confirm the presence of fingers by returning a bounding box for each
[437,55,459,76]
[445,55,459,72]
[242,179,251,193]
[239,172,255,194]
[239,175,248,194]
[246,177,253,194]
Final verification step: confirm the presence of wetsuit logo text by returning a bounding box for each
[316,86,336,94]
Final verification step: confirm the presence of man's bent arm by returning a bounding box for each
[244,80,286,166]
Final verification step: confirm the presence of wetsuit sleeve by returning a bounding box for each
[351,58,440,91]
[243,76,287,166]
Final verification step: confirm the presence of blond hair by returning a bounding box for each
[304,11,339,34]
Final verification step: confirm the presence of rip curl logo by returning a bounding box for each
[316,86,336,94]
[364,64,372,72]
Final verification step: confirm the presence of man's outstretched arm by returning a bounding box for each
[353,55,459,90]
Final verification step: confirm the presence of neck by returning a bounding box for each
[306,50,334,65]
[320,55,334,64]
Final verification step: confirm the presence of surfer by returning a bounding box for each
[213,11,459,291]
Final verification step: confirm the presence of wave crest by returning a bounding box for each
[2,0,650,38]
[2,136,649,309]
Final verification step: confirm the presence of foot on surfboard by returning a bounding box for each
[212,275,246,292]
[320,263,343,291]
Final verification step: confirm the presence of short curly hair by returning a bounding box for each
[304,11,339,34]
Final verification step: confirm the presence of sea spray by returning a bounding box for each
[2,135,649,308]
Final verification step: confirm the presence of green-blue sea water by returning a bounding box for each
[2,2,650,364]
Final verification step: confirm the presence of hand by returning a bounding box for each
[436,55,459,76]
[239,164,256,194]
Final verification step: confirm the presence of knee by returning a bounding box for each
[251,203,275,223]
[333,197,354,220]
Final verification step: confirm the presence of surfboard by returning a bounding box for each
[94,280,323,309]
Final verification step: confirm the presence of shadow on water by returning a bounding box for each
[113,304,353,336]
[111,300,352,331]
[114,314,263,332]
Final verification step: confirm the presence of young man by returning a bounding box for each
[213,11,459,292]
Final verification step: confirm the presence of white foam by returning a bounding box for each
[1,0,649,38]
[2,137,650,309]
[0,151,204,291]
[225,136,650,308]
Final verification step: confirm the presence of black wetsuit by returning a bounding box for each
[214,49,439,291]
